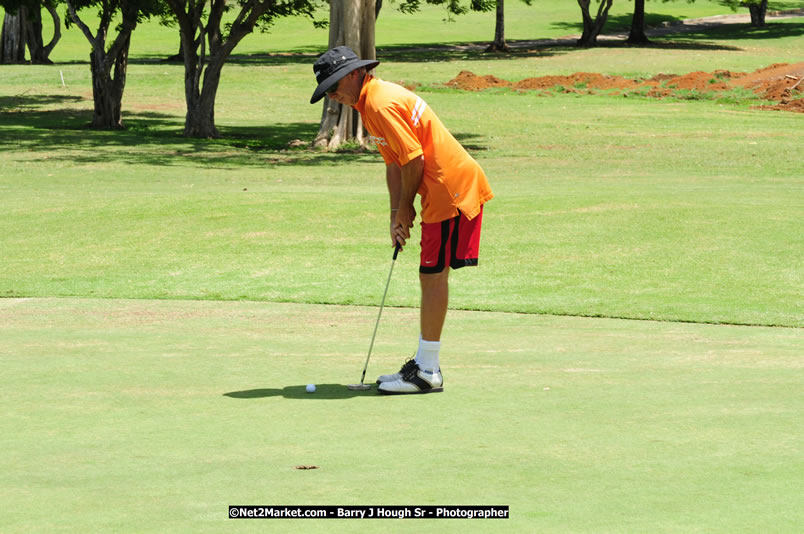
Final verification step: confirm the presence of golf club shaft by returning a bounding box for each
[359,243,402,384]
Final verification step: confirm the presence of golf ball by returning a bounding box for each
[306,384,316,393]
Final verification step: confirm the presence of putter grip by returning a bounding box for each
[393,242,402,260]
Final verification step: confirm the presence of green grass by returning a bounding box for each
[2,79,801,326]
[1,3,803,532]
[1,298,802,533]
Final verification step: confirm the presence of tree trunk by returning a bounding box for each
[748,0,768,27]
[626,0,650,45]
[183,53,226,138]
[168,0,272,138]
[179,28,243,138]
[576,0,613,47]
[1,8,27,64]
[67,0,137,129]
[485,0,509,53]
[2,5,60,64]
[88,39,130,129]
[39,5,61,63]
[315,0,376,149]
[23,7,44,62]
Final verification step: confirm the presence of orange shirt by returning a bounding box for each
[354,76,493,223]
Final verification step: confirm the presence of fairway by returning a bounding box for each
[1,298,802,532]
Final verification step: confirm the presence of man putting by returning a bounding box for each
[310,47,493,395]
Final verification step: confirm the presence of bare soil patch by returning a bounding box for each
[445,62,804,113]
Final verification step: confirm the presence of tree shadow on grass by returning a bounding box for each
[133,44,566,67]
[373,36,740,61]
[451,132,488,153]
[376,44,567,63]
[1,93,488,168]
[0,93,84,108]
[224,384,380,400]
[550,15,803,48]
[579,40,742,51]
[192,17,802,65]
[550,13,690,35]
[651,20,804,42]
[0,94,385,168]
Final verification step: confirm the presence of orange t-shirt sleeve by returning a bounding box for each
[373,105,424,167]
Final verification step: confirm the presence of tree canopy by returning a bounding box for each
[162,0,323,137]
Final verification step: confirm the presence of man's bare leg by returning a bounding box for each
[375,269,448,393]
[420,269,449,341]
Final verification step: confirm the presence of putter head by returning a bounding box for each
[347,383,372,391]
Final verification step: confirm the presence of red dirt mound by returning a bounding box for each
[760,99,804,112]
[662,71,730,92]
[444,62,804,113]
[444,70,511,90]
[729,62,804,102]
[514,73,644,91]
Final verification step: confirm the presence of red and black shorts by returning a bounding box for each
[419,206,484,274]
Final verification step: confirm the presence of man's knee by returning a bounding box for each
[420,269,449,289]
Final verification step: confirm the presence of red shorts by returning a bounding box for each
[419,206,484,274]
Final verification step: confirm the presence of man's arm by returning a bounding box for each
[388,155,424,248]
[386,163,403,246]
[386,163,402,216]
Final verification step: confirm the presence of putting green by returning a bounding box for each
[1,298,801,533]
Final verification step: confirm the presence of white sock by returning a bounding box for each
[415,335,441,372]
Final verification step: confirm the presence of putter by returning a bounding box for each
[348,243,402,391]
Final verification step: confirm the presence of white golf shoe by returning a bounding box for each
[377,362,443,395]
[375,357,418,384]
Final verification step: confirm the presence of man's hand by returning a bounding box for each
[392,204,416,247]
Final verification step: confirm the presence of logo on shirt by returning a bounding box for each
[368,135,388,147]
[411,98,427,127]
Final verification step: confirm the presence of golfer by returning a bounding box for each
[310,46,493,395]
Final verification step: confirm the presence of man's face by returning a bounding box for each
[327,70,361,107]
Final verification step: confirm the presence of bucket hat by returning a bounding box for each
[310,46,379,104]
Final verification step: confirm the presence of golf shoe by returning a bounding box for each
[377,363,443,395]
[376,357,418,384]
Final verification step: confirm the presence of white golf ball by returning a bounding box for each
[306,384,316,393]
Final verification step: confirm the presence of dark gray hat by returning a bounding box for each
[310,46,379,104]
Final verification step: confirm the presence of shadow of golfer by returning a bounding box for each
[223,384,378,400]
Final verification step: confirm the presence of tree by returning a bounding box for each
[1,7,26,62]
[314,0,376,149]
[314,0,504,148]
[314,0,499,148]
[576,0,614,47]
[746,0,768,26]
[163,0,321,138]
[734,0,768,27]
[485,0,507,52]
[484,0,531,53]
[66,0,159,128]
[722,0,768,27]
[27,2,61,62]
[0,0,60,63]
[626,0,648,44]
